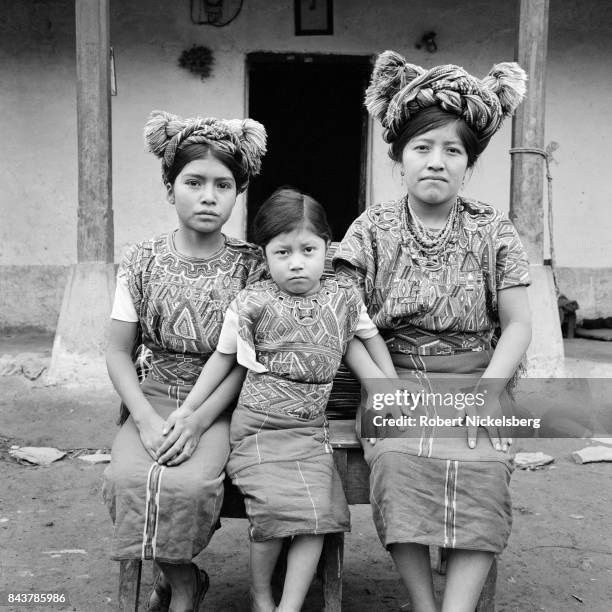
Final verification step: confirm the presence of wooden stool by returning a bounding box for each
[117,420,496,611]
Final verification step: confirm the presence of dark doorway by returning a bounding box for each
[246,53,372,242]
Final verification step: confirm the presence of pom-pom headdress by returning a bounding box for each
[144,110,267,188]
[365,50,527,151]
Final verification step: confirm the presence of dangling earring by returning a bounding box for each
[400,170,405,186]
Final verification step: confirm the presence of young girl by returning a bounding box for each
[103,110,266,612]
[167,188,394,612]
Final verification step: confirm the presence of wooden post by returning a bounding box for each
[321,532,344,612]
[509,0,549,264]
[47,0,115,384]
[118,560,141,612]
[75,0,113,263]
[509,0,564,376]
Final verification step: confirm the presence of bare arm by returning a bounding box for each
[155,351,239,465]
[482,286,532,381]
[343,336,388,381]
[106,319,165,459]
[466,286,532,449]
[189,363,246,429]
[359,334,398,378]
[180,350,237,413]
[345,335,404,445]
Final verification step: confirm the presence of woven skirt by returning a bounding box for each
[102,378,230,563]
[364,351,514,554]
[369,452,512,552]
[227,405,350,542]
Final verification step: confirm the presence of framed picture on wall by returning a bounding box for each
[294,0,333,36]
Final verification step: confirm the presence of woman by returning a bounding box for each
[334,52,532,612]
[103,110,266,612]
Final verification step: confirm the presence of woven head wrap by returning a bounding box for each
[144,110,267,189]
[365,50,527,151]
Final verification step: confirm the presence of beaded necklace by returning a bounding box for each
[405,196,459,256]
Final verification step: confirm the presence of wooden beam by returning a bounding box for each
[510,0,550,265]
[118,560,141,612]
[321,533,344,612]
[75,0,113,263]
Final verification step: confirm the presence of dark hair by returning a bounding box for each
[164,142,249,191]
[252,187,332,248]
[390,106,482,168]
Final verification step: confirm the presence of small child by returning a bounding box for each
[177,187,393,611]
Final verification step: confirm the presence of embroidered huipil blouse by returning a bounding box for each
[333,197,530,356]
[216,278,378,421]
[110,232,262,386]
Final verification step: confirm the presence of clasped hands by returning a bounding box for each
[139,405,205,467]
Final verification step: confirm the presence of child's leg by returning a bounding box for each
[250,538,284,612]
[389,543,438,612]
[441,549,494,612]
[276,534,324,612]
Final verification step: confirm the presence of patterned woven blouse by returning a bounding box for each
[333,197,530,356]
[115,231,262,386]
[217,278,377,422]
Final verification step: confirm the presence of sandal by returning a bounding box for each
[188,563,210,612]
[147,570,171,612]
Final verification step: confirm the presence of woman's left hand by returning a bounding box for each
[155,413,204,466]
[463,392,512,452]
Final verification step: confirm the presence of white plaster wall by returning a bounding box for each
[546,2,612,268]
[1,0,612,326]
[1,1,77,266]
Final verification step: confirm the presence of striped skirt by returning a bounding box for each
[227,405,350,542]
[364,351,514,553]
[102,378,230,563]
[369,452,512,552]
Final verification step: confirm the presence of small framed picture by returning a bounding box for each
[294,0,333,36]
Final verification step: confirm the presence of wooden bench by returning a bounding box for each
[118,420,496,611]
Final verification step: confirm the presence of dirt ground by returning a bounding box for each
[1,372,611,612]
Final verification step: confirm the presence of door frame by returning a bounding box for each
[244,52,373,230]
